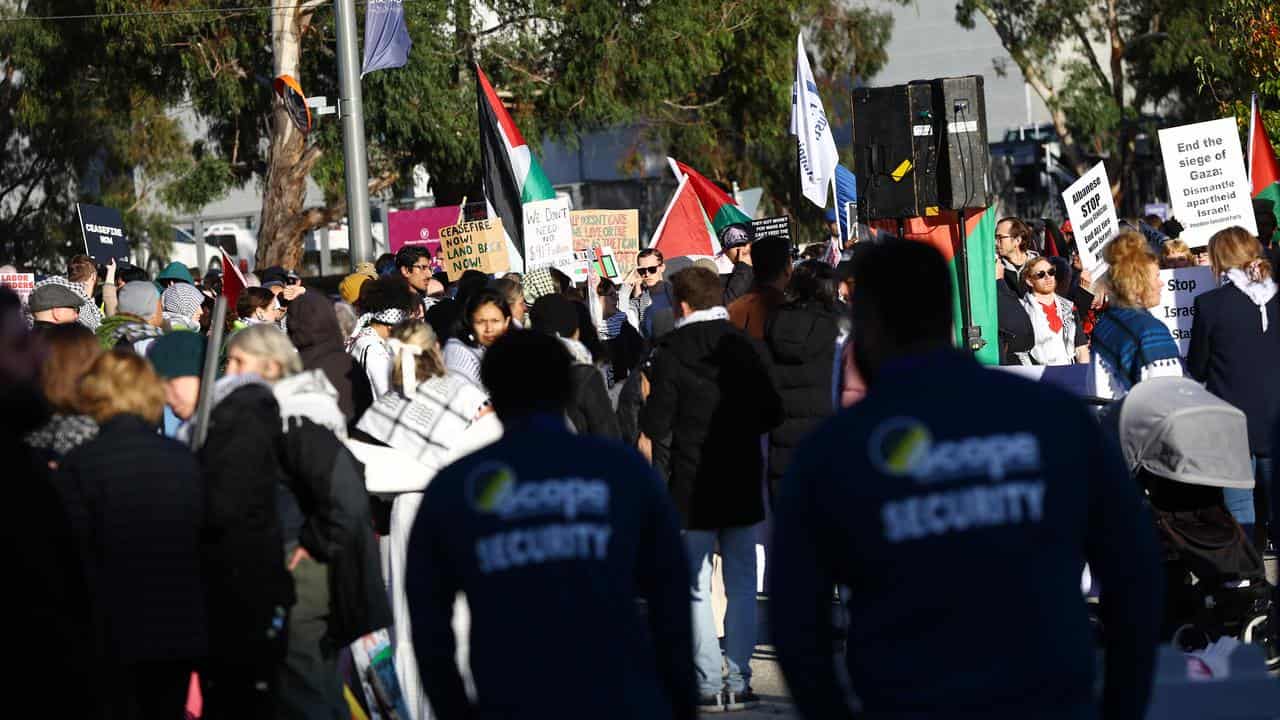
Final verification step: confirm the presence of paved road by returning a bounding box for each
[728,645,799,719]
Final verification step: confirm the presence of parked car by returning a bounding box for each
[133,224,257,277]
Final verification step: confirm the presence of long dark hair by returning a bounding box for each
[785,260,841,311]
[456,288,511,347]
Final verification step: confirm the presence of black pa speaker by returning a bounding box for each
[931,75,991,210]
[851,82,939,220]
[851,75,992,219]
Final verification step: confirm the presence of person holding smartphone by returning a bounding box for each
[620,248,675,341]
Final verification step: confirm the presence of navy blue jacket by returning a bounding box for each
[405,415,696,720]
[771,352,1162,720]
[1187,283,1280,455]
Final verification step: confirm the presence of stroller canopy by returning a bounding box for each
[1115,377,1254,489]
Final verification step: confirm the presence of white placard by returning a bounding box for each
[0,272,35,305]
[522,196,574,271]
[1158,117,1258,248]
[1149,266,1214,356]
[1062,162,1119,278]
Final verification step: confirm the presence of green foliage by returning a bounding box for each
[4,0,904,262]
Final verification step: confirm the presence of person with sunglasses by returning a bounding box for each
[1017,257,1088,365]
[620,248,676,340]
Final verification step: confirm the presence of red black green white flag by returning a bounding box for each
[667,158,751,240]
[476,64,556,270]
[1249,94,1280,244]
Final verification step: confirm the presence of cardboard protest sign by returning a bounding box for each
[570,209,639,274]
[522,197,574,271]
[387,206,461,267]
[77,203,130,264]
[1159,118,1257,248]
[438,218,510,281]
[0,273,35,305]
[1061,162,1118,277]
[1150,265,1214,356]
[751,216,792,243]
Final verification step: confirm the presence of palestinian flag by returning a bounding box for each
[876,207,1000,365]
[476,64,555,270]
[1249,95,1280,244]
[650,176,720,259]
[219,246,247,310]
[668,158,751,239]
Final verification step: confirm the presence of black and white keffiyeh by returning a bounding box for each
[356,372,488,467]
[162,283,205,330]
[33,276,101,331]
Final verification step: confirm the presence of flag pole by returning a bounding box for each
[1249,93,1258,187]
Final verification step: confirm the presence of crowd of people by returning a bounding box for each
[2,198,1278,719]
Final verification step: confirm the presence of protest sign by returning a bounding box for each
[751,216,792,243]
[77,203,130,264]
[523,197,574,271]
[387,205,461,267]
[1061,162,1118,277]
[570,209,639,274]
[0,273,34,305]
[560,250,593,284]
[438,218,510,281]
[1159,117,1257,248]
[1150,265,1214,356]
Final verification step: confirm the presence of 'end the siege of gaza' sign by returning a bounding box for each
[1159,117,1257,248]
[1150,265,1214,356]
[438,217,510,281]
[1061,161,1119,278]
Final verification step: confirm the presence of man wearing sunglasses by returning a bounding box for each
[620,248,676,340]
[1017,257,1089,365]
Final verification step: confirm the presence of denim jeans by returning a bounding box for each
[1225,455,1274,539]
[685,526,758,695]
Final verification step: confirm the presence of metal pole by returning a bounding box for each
[190,296,227,450]
[334,0,372,269]
[319,226,332,276]
[194,216,206,274]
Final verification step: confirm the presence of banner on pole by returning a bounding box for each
[1150,265,1214,356]
[1158,117,1258,248]
[522,197,574,271]
[438,218,510,280]
[1061,161,1118,278]
[77,203,131,264]
[570,210,639,274]
[361,0,412,76]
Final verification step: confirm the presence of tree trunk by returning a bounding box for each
[257,2,320,270]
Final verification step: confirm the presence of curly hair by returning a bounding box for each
[1103,231,1158,308]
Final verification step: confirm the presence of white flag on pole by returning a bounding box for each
[790,33,840,208]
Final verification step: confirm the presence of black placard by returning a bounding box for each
[750,216,791,243]
[77,203,130,264]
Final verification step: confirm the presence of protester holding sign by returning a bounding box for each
[1016,257,1089,366]
[1188,226,1280,541]
[1091,232,1184,399]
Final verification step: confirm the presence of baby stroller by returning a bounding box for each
[1111,377,1275,655]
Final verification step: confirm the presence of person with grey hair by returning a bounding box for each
[223,323,392,718]
[97,281,165,354]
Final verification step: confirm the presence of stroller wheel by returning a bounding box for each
[1243,615,1279,675]
[1173,624,1211,652]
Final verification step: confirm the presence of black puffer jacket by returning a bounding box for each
[640,318,783,529]
[287,291,373,425]
[198,382,295,662]
[56,415,207,665]
[567,363,622,440]
[763,302,839,496]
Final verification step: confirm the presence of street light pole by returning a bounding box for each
[334,0,373,268]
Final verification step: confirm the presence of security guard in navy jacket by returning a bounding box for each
[771,241,1163,720]
[405,330,696,720]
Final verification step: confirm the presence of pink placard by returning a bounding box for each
[387,206,462,270]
